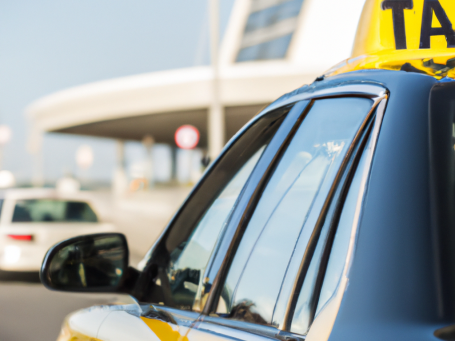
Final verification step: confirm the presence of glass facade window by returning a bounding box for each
[236,0,304,62]
[245,0,304,33]
[237,34,293,62]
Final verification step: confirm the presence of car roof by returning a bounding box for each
[258,69,440,118]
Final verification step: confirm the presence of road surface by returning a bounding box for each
[0,281,133,341]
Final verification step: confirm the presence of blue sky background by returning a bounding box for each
[0,0,235,184]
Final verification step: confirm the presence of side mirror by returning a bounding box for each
[40,233,129,292]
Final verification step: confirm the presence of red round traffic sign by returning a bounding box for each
[175,125,200,150]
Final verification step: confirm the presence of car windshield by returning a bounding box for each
[11,199,98,223]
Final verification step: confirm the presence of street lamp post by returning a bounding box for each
[208,0,225,161]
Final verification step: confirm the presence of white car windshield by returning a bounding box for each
[11,199,98,223]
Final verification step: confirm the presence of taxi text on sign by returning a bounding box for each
[354,0,455,55]
[326,0,455,79]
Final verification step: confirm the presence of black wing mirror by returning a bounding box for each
[40,233,129,292]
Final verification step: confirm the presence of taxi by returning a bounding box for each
[39,0,455,340]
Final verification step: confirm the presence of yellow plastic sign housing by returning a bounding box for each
[325,0,455,79]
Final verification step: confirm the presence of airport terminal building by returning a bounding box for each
[27,0,365,189]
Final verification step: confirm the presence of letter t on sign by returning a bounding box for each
[382,0,414,49]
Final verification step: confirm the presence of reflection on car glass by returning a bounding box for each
[320,138,368,310]
[165,147,265,310]
[216,97,373,327]
[49,235,125,289]
[12,200,98,223]
[290,132,370,335]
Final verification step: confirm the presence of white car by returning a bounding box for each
[0,188,115,275]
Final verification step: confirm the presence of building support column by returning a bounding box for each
[27,127,44,187]
[142,135,155,189]
[208,0,225,161]
[112,139,128,195]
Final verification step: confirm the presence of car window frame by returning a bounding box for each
[278,95,386,331]
[196,83,388,339]
[428,81,455,319]
[135,104,293,307]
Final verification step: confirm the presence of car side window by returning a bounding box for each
[164,147,265,310]
[138,105,290,309]
[215,97,373,327]
[290,133,370,334]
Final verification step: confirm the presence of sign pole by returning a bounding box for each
[208,0,224,161]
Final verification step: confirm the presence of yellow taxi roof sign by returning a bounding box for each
[325,0,455,79]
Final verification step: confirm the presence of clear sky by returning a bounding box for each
[0,0,235,184]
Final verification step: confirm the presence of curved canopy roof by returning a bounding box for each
[27,0,365,148]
